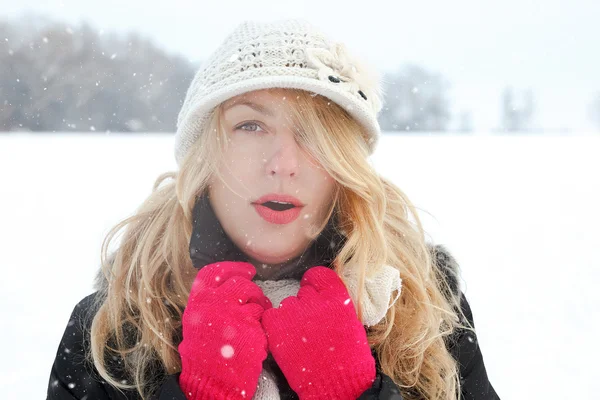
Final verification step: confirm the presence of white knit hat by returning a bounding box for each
[174,18,385,167]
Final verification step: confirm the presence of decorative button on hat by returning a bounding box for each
[174,18,385,167]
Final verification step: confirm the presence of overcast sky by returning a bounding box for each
[2,0,599,132]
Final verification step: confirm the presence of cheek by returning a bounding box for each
[308,170,336,210]
[312,165,336,190]
[220,149,262,186]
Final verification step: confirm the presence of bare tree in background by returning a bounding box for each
[500,86,535,132]
[0,17,196,132]
[457,111,474,133]
[589,92,600,132]
[378,64,451,132]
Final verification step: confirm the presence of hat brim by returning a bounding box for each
[174,73,380,166]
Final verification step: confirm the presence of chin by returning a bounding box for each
[243,243,304,265]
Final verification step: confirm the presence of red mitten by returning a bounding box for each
[261,266,376,400]
[178,261,273,400]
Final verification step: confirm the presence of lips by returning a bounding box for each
[252,193,305,224]
[253,204,302,224]
[254,193,304,207]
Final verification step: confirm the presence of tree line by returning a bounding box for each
[1,17,599,133]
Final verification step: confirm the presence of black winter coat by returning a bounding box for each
[47,194,500,399]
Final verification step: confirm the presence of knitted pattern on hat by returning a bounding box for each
[174,18,385,166]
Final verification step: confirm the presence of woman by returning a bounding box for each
[47,19,499,400]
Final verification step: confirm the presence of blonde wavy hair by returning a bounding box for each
[88,88,471,399]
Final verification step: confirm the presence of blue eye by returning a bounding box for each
[236,121,264,133]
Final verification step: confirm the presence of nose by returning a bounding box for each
[264,130,300,178]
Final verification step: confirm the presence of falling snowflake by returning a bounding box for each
[221,344,234,359]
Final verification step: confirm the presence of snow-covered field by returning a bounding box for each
[1,133,598,399]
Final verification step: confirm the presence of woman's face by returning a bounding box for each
[208,89,337,266]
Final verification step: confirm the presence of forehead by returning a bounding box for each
[222,88,293,111]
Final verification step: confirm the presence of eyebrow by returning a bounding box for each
[223,100,275,117]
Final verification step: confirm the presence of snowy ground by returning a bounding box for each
[1,133,598,399]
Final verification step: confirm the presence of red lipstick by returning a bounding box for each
[254,193,304,207]
[252,193,305,225]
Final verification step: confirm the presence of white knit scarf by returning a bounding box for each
[251,264,402,399]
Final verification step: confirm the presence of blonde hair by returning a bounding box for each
[89,88,471,399]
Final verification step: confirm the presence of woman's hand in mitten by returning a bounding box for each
[261,266,376,400]
[178,261,273,400]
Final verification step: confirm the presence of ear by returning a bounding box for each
[427,243,462,305]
